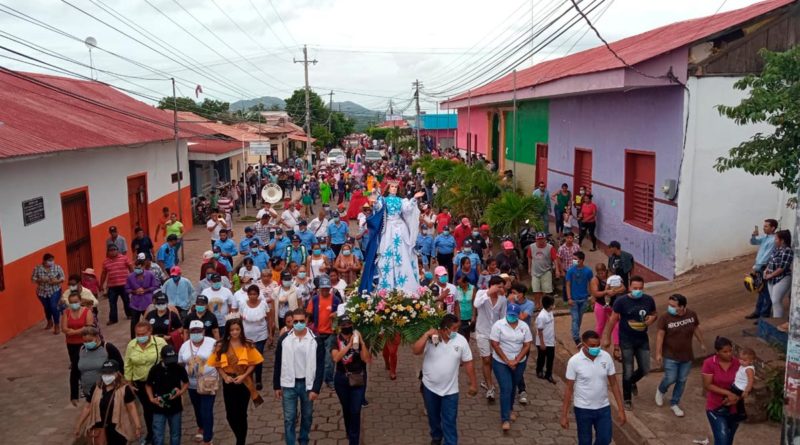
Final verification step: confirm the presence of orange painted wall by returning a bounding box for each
[0,187,191,345]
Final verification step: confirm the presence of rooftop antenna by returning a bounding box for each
[84,36,97,80]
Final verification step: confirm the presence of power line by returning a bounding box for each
[209,0,294,65]
[267,0,300,47]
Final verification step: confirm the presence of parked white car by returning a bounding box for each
[326,148,346,165]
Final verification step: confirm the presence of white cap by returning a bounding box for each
[202,250,214,260]
[189,320,204,330]
[606,275,623,288]
[137,252,146,260]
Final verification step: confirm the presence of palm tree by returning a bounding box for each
[485,191,545,243]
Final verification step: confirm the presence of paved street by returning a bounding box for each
[0,221,577,445]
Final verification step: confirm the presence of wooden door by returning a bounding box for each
[61,192,92,276]
[127,175,149,236]
[573,148,593,193]
[535,144,549,187]
[625,151,656,231]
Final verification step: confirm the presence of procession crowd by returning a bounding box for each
[28,145,761,445]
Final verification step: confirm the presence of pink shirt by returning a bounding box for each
[701,355,740,411]
[581,202,598,223]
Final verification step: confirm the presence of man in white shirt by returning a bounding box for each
[206,213,227,250]
[200,273,234,337]
[472,275,507,401]
[535,295,557,383]
[308,208,329,241]
[273,308,325,445]
[561,330,626,445]
[281,200,301,236]
[256,201,278,222]
[412,314,477,445]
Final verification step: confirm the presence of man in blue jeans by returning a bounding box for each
[413,313,478,445]
[654,294,705,417]
[145,345,189,445]
[273,308,325,445]
[566,251,593,345]
[746,218,777,320]
[603,276,657,410]
[561,330,626,445]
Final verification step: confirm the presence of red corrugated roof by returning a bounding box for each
[0,70,213,159]
[188,137,243,155]
[448,0,795,102]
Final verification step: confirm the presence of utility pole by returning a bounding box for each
[783,178,800,443]
[413,79,422,153]
[171,78,184,261]
[328,90,334,132]
[294,45,317,171]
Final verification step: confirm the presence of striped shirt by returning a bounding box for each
[31,264,64,297]
[557,243,581,274]
[103,255,132,287]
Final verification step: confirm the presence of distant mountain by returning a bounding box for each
[230,96,286,111]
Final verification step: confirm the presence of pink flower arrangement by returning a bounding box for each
[377,289,388,298]
[376,300,386,311]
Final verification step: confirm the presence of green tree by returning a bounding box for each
[284,89,329,130]
[311,124,334,148]
[330,111,356,141]
[715,47,800,196]
[485,192,545,242]
[157,96,199,113]
[198,99,229,118]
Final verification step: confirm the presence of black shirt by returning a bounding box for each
[182,310,219,338]
[131,236,155,260]
[145,310,183,337]
[612,294,657,345]
[332,334,365,375]
[95,385,136,428]
[145,363,189,415]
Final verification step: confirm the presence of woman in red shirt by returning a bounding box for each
[62,291,94,405]
[578,194,598,251]
[702,336,741,445]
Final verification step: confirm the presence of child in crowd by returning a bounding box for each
[731,348,756,420]
[536,295,556,384]
[561,210,572,240]
[279,312,294,336]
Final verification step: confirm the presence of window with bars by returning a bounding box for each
[624,151,656,232]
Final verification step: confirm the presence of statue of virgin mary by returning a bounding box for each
[358,180,425,295]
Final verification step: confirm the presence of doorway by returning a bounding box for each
[573,148,593,192]
[535,144,549,186]
[61,191,93,276]
[127,174,149,236]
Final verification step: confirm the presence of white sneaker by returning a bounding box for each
[486,387,496,401]
[655,389,664,407]
[671,405,685,417]
[519,391,528,405]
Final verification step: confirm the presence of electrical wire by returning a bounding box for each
[267,0,300,47]
[209,0,295,65]
[246,0,294,53]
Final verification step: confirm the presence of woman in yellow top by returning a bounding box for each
[124,321,167,444]
[206,318,264,445]
[165,212,185,259]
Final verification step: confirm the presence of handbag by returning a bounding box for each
[189,341,218,395]
[346,371,365,387]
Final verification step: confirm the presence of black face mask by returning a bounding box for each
[340,326,354,335]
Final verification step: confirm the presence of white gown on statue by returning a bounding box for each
[373,194,421,294]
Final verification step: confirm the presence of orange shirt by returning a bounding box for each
[206,344,264,374]
[306,294,335,335]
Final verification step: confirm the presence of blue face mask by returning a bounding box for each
[84,341,98,350]
[134,268,143,275]
[667,306,678,316]
[587,346,602,357]
[195,305,206,313]
[443,230,450,235]
[69,303,81,311]
[333,218,340,224]
[631,290,644,299]
[313,249,322,255]
[190,333,204,343]
[172,276,180,283]
[136,335,149,344]
[463,248,472,253]
[211,282,222,290]
[506,315,519,324]
[342,250,351,256]
[298,272,307,279]
[449,331,458,340]
[439,275,448,284]
[282,280,292,288]
[293,322,306,332]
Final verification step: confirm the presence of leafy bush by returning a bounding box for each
[485,191,545,242]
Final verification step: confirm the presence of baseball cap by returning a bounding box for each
[82,268,96,276]
[195,295,209,305]
[317,275,332,289]
[480,224,490,231]
[535,232,546,239]
[202,250,214,260]
[244,226,253,233]
[362,203,370,209]
[502,240,514,250]
[291,234,301,242]
[109,226,118,232]
[166,234,178,241]
[137,252,146,261]
[463,239,472,247]
[160,345,178,365]
[170,266,181,276]
[299,220,308,226]
[209,273,221,282]
[331,210,340,217]
[100,359,120,374]
[275,228,284,234]
[280,271,293,281]
[434,266,448,276]
[189,320,204,330]
[250,240,259,247]
[507,303,521,317]
[153,292,168,304]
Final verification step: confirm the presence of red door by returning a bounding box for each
[535,144,549,186]
[625,151,656,231]
[62,192,93,276]
[574,148,593,192]
[127,175,149,236]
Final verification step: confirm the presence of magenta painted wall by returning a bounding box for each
[456,106,489,155]
[547,86,684,278]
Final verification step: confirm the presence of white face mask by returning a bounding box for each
[101,374,116,385]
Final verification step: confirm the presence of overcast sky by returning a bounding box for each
[1,0,765,114]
